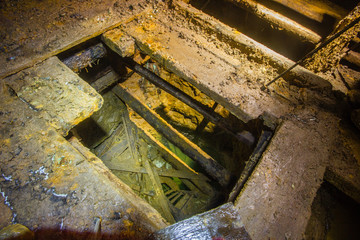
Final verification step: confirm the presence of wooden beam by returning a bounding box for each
[62,43,107,72]
[225,0,321,44]
[228,130,272,202]
[91,70,121,93]
[343,50,360,68]
[130,113,215,196]
[112,84,231,187]
[108,162,208,180]
[122,109,175,223]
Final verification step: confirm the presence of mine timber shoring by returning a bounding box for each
[122,57,255,146]
[91,70,121,93]
[112,84,231,187]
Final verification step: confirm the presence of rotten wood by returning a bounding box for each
[122,110,139,165]
[91,70,121,93]
[112,84,231,187]
[107,162,207,180]
[141,147,176,224]
[123,58,255,146]
[131,114,215,196]
[62,43,107,72]
[174,0,331,90]
[228,130,272,202]
[122,109,175,223]
[304,4,360,72]
[271,0,346,23]
[225,0,321,44]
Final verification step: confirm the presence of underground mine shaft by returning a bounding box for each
[62,40,273,223]
[1,0,360,239]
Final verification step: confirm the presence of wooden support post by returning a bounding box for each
[112,84,231,187]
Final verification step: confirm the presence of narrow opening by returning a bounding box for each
[61,41,273,222]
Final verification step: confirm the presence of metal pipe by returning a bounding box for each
[123,58,255,146]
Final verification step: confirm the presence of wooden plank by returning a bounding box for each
[112,84,231,187]
[343,50,360,68]
[131,115,207,177]
[130,115,215,195]
[228,130,272,202]
[62,43,107,72]
[271,0,347,22]
[225,0,321,44]
[91,70,121,93]
[151,203,251,240]
[0,4,151,79]
[173,1,331,91]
